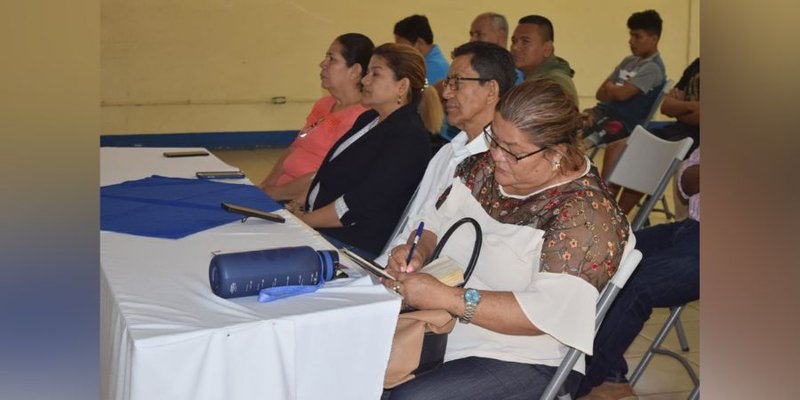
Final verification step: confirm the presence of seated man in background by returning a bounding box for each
[656,57,700,148]
[468,12,524,84]
[394,14,450,86]
[510,15,578,105]
[394,14,451,150]
[469,12,509,48]
[603,58,700,215]
[577,147,700,400]
[376,41,517,265]
[435,12,522,144]
[582,9,666,150]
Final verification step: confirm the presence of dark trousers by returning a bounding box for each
[383,356,583,400]
[577,219,700,396]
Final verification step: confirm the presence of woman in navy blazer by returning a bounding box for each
[290,43,444,256]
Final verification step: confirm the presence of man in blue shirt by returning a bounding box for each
[393,14,449,85]
[394,14,451,149]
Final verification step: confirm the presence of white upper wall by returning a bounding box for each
[102,0,699,134]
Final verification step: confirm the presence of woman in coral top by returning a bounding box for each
[260,33,374,202]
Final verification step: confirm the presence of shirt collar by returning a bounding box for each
[451,129,489,158]
[639,51,660,63]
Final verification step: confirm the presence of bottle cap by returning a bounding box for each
[317,250,339,282]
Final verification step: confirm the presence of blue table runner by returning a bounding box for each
[101,175,282,239]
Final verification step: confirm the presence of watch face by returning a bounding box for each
[465,289,480,303]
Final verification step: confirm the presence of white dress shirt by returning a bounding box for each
[375,130,489,264]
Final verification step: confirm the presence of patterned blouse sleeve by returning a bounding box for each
[538,181,630,291]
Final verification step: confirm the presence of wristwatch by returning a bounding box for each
[459,288,481,324]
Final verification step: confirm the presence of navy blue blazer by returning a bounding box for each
[307,104,432,255]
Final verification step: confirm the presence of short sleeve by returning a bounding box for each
[513,273,598,354]
[677,148,700,200]
[539,186,630,291]
[628,62,664,94]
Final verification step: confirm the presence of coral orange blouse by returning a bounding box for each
[276,96,367,186]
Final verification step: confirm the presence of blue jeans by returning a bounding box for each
[382,356,582,400]
[577,219,700,396]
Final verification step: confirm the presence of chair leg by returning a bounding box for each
[688,384,700,400]
[643,194,675,224]
[674,317,690,352]
[659,194,675,222]
[650,347,699,387]
[539,348,582,400]
[630,306,687,385]
[589,145,601,161]
[630,305,700,400]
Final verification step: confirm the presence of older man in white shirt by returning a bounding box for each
[377,41,518,264]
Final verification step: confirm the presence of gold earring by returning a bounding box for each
[397,95,402,104]
[551,158,561,171]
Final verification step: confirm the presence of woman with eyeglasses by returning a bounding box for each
[259,33,374,203]
[288,43,443,258]
[382,79,632,400]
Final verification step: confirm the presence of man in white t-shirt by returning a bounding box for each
[376,41,518,264]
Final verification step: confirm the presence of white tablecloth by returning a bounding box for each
[100,147,401,400]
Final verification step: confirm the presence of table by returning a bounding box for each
[100,147,401,400]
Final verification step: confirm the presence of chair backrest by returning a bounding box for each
[538,248,643,400]
[605,125,693,231]
[642,79,673,126]
[606,126,693,195]
[593,249,643,333]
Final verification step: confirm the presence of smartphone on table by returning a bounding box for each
[163,150,210,158]
[196,171,246,179]
[221,202,285,223]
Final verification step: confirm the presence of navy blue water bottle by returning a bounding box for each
[209,246,339,299]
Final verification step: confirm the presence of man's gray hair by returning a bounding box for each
[478,12,508,35]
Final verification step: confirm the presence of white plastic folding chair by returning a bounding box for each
[539,249,643,400]
[604,125,693,231]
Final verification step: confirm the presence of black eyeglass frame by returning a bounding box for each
[482,123,549,163]
[443,76,492,91]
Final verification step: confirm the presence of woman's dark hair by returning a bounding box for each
[372,43,443,133]
[496,78,584,172]
[336,33,375,78]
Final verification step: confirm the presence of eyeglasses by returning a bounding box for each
[482,123,548,164]
[443,76,491,91]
